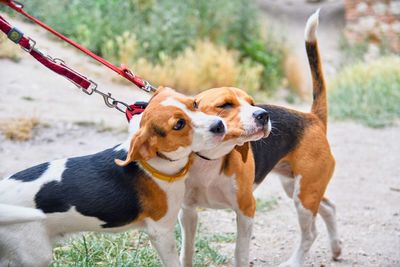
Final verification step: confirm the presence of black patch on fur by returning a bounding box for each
[306,41,322,100]
[152,124,166,137]
[34,145,146,228]
[10,162,49,182]
[251,105,309,184]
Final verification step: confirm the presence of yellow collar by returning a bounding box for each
[139,156,193,183]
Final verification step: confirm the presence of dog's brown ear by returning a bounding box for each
[115,128,157,166]
[235,142,250,163]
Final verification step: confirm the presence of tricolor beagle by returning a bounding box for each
[179,11,341,267]
[0,87,227,267]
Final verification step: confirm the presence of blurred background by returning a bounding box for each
[1,0,399,127]
[0,0,399,266]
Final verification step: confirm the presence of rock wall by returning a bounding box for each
[344,0,400,53]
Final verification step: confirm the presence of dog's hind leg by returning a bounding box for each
[279,176,341,262]
[279,175,295,198]
[319,197,342,260]
[178,207,198,267]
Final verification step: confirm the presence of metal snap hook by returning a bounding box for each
[101,93,117,108]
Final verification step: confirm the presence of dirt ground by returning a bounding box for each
[1,2,400,266]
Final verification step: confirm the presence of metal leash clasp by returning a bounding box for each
[142,80,156,93]
[93,90,117,108]
[92,88,132,113]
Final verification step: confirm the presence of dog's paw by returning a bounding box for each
[331,239,343,261]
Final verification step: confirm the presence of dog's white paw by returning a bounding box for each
[331,239,343,260]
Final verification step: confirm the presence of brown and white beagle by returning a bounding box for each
[0,87,227,267]
[179,11,341,267]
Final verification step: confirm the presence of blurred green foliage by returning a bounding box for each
[2,0,285,92]
[329,56,400,128]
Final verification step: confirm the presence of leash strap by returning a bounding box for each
[2,0,156,93]
[0,13,148,121]
[0,15,96,92]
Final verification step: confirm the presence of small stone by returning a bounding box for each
[373,2,387,16]
[358,16,377,31]
[390,2,400,15]
[359,249,368,256]
[392,22,400,34]
[356,2,369,14]
[380,23,390,32]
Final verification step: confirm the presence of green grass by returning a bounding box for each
[51,224,230,266]
[338,37,369,65]
[52,231,159,267]
[209,233,236,244]
[329,56,400,128]
[256,197,278,213]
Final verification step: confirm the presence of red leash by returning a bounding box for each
[0,0,153,120]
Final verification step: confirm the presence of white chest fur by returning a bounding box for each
[183,158,238,210]
[145,178,186,229]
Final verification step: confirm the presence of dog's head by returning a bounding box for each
[194,87,271,159]
[116,87,226,166]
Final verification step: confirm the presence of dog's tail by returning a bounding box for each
[305,9,328,132]
[0,204,46,225]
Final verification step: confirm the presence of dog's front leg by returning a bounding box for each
[146,222,180,267]
[178,206,198,267]
[234,211,254,267]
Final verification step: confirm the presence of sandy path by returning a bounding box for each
[1,10,400,267]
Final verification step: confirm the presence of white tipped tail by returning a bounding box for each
[305,9,320,42]
[304,9,328,131]
[0,204,46,225]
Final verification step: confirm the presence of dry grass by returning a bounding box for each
[283,53,307,99]
[0,34,22,62]
[108,38,263,94]
[0,117,40,141]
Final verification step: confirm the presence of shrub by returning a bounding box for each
[6,0,286,93]
[0,117,40,141]
[112,40,263,94]
[0,34,21,62]
[329,56,400,128]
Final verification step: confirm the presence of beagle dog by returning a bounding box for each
[179,11,341,267]
[0,87,227,267]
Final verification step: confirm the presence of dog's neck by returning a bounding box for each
[146,155,190,176]
[195,141,236,160]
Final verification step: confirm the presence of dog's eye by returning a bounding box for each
[217,103,233,109]
[173,119,186,131]
[193,101,198,109]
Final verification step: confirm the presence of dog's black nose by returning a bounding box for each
[253,110,269,126]
[209,120,225,134]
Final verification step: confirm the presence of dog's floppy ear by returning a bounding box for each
[115,128,157,166]
[235,142,250,163]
